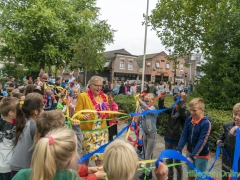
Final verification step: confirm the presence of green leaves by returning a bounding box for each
[150,0,240,110]
[0,0,114,71]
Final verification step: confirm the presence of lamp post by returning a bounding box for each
[141,0,149,92]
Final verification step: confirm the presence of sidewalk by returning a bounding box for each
[90,123,222,180]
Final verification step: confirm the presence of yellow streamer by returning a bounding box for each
[125,94,140,141]
[72,109,127,120]
[125,128,131,140]
[139,159,157,164]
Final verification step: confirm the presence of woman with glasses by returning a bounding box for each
[74,76,109,167]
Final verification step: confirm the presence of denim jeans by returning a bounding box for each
[143,132,157,175]
[0,172,11,180]
[165,141,183,180]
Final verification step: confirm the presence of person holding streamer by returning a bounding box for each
[74,76,109,167]
[103,140,169,180]
[137,93,158,180]
[12,128,85,180]
[217,103,240,180]
[176,98,211,180]
[158,92,190,180]
[107,92,119,141]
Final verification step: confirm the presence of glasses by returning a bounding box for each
[93,84,103,88]
[144,100,151,103]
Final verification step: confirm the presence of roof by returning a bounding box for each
[136,51,167,67]
[104,49,133,61]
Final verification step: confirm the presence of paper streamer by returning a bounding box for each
[78,123,130,163]
[208,142,220,172]
[231,128,240,180]
[155,149,214,180]
[130,96,181,117]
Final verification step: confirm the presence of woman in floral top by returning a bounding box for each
[74,76,109,166]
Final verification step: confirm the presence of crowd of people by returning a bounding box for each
[0,71,239,180]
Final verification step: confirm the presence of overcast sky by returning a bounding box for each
[96,0,167,56]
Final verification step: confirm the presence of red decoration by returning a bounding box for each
[88,89,108,119]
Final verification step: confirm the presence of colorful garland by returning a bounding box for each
[87,89,108,119]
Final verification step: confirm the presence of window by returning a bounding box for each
[180,64,184,71]
[196,57,201,64]
[147,62,151,67]
[128,61,133,70]
[161,60,165,62]
[166,63,170,69]
[156,61,160,68]
[120,60,125,69]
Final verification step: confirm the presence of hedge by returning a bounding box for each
[114,94,232,151]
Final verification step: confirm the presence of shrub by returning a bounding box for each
[114,95,136,115]
[115,94,232,151]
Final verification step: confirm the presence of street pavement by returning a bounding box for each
[89,123,222,180]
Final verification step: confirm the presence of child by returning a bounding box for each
[43,86,57,111]
[107,92,119,141]
[136,91,147,156]
[137,93,158,180]
[217,103,240,180]
[158,92,190,180]
[69,88,79,117]
[103,140,169,180]
[103,139,138,180]
[10,96,43,178]
[12,128,84,180]
[176,98,211,180]
[32,110,104,179]
[0,97,19,179]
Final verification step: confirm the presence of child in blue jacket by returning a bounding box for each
[176,98,211,180]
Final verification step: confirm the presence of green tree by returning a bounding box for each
[0,0,114,71]
[150,0,240,109]
[70,21,114,84]
[0,62,26,82]
[194,0,240,110]
[149,0,225,55]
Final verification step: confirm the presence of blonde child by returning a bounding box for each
[69,88,79,117]
[10,96,43,178]
[32,110,105,180]
[12,128,83,180]
[0,97,19,179]
[137,93,158,180]
[176,98,211,180]
[107,92,119,141]
[103,140,168,180]
[217,103,240,180]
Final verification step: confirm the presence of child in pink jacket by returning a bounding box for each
[107,92,119,141]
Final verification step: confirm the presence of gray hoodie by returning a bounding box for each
[137,102,158,135]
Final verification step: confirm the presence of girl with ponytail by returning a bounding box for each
[13,128,84,180]
[10,94,43,178]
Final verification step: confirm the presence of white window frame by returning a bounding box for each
[128,61,133,70]
[166,63,170,69]
[120,60,125,69]
[156,61,160,68]
[180,64,184,71]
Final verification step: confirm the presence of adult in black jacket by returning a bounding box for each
[158,92,190,180]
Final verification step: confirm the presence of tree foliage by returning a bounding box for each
[0,0,114,71]
[194,0,240,109]
[150,0,240,110]
[70,20,115,72]
[150,0,232,54]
